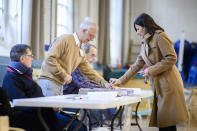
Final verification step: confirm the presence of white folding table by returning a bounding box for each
[78,88,153,131]
[13,94,141,131]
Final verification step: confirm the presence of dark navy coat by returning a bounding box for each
[2,66,87,131]
[2,66,62,131]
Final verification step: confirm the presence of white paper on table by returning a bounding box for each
[120,88,141,94]
[87,91,118,99]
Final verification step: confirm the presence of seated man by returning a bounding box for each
[2,44,87,131]
[63,43,114,127]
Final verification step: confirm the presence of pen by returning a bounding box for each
[144,76,148,84]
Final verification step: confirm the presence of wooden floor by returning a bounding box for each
[94,124,196,131]
[93,87,197,131]
[93,117,196,131]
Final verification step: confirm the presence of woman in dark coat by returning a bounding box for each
[110,13,189,131]
[2,44,87,131]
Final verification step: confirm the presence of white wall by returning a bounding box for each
[110,0,123,67]
[130,0,197,63]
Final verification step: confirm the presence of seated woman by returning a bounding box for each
[2,44,87,131]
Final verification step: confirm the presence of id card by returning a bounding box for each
[79,49,84,56]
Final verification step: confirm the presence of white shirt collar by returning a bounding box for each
[73,32,82,48]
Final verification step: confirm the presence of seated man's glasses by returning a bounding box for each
[24,54,34,58]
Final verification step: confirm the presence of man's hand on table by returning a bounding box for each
[109,78,121,86]
[64,74,72,84]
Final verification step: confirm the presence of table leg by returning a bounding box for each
[74,109,88,131]
[37,108,50,131]
[99,110,104,127]
[87,112,92,131]
[118,106,124,130]
[88,109,101,128]
[131,102,142,131]
[63,109,81,131]
[111,106,123,131]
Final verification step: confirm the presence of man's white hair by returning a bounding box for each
[79,17,98,31]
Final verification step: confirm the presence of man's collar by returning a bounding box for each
[73,33,82,48]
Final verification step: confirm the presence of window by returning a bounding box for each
[0,0,4,42]
[110,0,123,67]
[56,0,73,37]
[0,0,3,16]
[0,0,22,56]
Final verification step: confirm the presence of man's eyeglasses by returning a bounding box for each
[87,54,97,58]
[24,54,34,58]
[87,30,96,39]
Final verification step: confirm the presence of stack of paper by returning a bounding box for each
[87,91,118,99]
[79,87,142,97]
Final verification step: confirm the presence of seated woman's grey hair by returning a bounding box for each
[82,43,96,54]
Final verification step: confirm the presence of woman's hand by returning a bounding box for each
[109,78,121,86]
[143,68,150,76]
[104,82,114,89]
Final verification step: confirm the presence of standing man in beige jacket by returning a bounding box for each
[38,17,113,96]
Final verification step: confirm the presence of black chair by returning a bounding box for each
[0,87,13,116]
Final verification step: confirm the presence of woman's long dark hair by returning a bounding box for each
[134,13,164,35]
